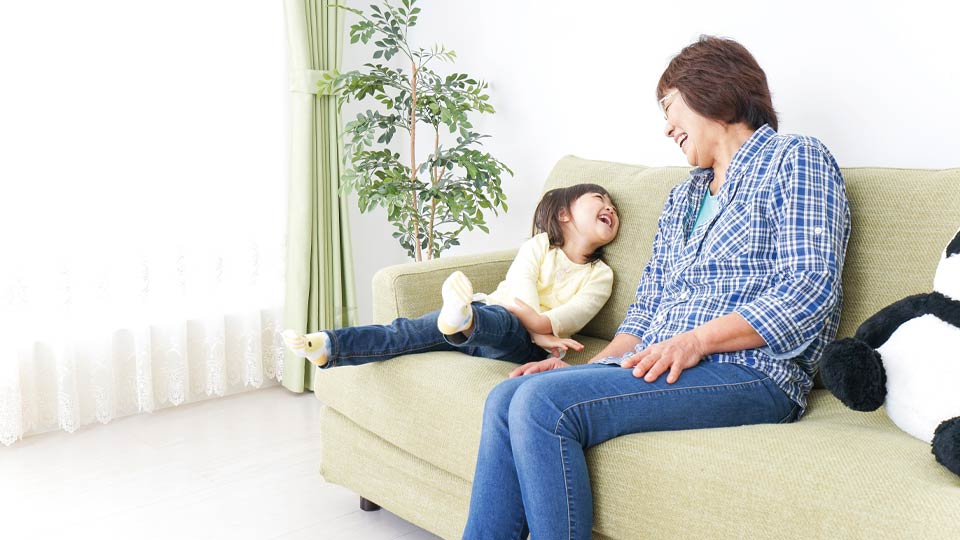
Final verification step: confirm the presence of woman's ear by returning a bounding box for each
[558,208,570,223]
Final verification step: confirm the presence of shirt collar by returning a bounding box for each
[687,123,777,184]
[689,167,713,186]
[727,123,776,177]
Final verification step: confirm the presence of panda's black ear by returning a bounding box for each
[948,229,960,258]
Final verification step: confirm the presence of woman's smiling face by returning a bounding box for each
[660,88,720,169]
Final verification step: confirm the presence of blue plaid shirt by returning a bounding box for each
[611,125,850,413]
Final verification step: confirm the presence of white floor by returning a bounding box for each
[0,387,439,540]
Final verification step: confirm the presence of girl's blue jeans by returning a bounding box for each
[462,361,799,540]
[321,302,547,368]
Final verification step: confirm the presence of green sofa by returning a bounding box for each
[315,156,960,539]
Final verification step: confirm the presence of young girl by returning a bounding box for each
[282,183,619,369]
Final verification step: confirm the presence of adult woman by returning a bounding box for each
[462,36,851,540]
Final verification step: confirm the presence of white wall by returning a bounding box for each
[342,0,960,323]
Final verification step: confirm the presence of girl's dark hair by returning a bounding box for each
[532,183,614,264]
[657,35,778,131]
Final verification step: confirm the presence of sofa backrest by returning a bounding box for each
[542,155,960,342]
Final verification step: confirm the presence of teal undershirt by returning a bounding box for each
[691,188,720,235]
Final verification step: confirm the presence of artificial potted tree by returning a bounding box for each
[322,0,512,261]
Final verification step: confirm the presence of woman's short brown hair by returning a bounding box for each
[657,35,778,131]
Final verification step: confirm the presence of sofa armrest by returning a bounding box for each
[371,249,518,324]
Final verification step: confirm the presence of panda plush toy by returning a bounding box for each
[821,227,960,477]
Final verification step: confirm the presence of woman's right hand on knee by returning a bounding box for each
[508,357,570,378]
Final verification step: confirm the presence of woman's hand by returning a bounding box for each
[621,331,706,384]
[621,314,764,383]
[508,356,571,378]
[530,332,584,359]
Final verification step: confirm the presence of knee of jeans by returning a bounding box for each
[506,378,565,434]
[483,377,523,423]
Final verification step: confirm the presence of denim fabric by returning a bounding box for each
[323,303,547,368]
[462,362,798,540]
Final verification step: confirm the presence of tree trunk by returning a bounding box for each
[409,62,421,262]
[428,128,439,259]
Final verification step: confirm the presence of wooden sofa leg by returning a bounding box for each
[360,497,381,512]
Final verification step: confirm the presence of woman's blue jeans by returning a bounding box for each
[321,303,547,368]
[462,361,799,540]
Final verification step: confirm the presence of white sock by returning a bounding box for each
[282,329,331,367]
[437,271,474,335]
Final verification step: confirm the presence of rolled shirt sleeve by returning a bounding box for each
[735,142,850,359]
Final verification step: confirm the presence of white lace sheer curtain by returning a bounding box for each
[0,2,289,445]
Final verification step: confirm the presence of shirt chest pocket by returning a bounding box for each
[701,202,751,260]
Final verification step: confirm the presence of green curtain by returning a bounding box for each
[283,0,358,393]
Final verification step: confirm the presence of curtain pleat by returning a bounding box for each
[282,0,358,393]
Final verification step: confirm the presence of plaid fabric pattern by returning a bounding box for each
[613,125,851,412]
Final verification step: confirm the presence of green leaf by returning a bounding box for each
[465,163,478,179]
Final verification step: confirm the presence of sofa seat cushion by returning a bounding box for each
[316,352,960,537]
[314,335,611,481]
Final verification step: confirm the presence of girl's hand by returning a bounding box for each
[508,356,571,378]
[621,331,706,384]
[530,332,584,358]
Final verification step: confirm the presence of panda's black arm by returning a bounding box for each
[854,294,930,348]
[928,291,960,329]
